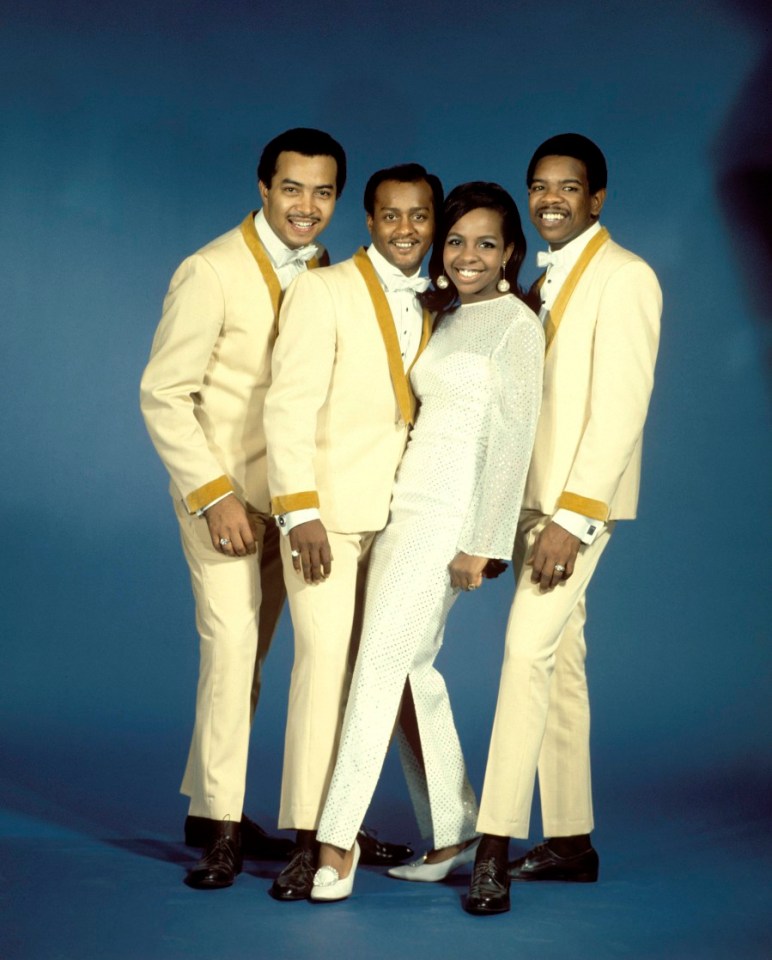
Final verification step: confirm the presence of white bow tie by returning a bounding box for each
[384,274,430,295]
[275,244,319,269]
[536,251,559,269]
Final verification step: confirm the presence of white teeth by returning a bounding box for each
[393,242,415,248]
[541,212,566,221]
[457,269,480,278]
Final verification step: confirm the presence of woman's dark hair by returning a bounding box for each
[420,181,527,317]
[257,127,347,197]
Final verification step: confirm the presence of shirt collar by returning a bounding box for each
[366,243,427,293]
[542,221,602,272]
[254,208,320,267]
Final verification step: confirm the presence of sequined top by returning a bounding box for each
[392,293,544,559]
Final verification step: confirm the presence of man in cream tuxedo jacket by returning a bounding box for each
[468,134,662,915]
[140,128,345,889]
[263,163,443,901]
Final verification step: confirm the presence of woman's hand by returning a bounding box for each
[448,552,488,592]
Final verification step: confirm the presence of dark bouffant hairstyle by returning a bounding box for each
[257,127,347,196]
[421,181,527,317]
[526,133,607,195]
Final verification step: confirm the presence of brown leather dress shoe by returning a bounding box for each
[184,820,242,889]
[508,842,599,882]
[356,828,413,866]
[184,814,293,860]
[269,842,318,901]
[464,854,511,915]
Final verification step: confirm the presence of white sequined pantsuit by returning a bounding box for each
[317,296,544,851]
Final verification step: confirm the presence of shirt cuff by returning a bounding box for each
[552,509,605,545]
[276,507,321,535]
[195,491,234,517]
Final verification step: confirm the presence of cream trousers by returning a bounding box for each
[477,510,613,839]
[176,500,285,821]
[278,529,375,830]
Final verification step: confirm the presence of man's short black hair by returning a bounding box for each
[363,163,444,219]
[526,133,607,195]
[257,128,347,196]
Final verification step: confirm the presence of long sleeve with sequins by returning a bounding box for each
[456,301,544,559]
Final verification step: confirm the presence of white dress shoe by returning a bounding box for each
[387,837,480,882]
[310,842,361,902]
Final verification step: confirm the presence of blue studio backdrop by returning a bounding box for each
[0,0,770,955]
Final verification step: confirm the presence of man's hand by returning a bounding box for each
[204,494,256,556]
[289,519,332,584]
[448,552,488,592]
[527,521,581,592]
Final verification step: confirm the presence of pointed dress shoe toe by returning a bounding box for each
[268,845,317,901]
[464,855,510,915]
[508,842,599,882]
[184,821,242,889]
[310,842,361,902]
[387,838,480,882]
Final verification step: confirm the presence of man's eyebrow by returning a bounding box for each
[279,177,335,189]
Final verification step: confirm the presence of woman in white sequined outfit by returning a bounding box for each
[310,183,544,901]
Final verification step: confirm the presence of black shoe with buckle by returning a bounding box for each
[464,854,511,915]
[184,820,242,889]
[269,833,318,901]
[508,841,599,882]
[356,827,413,866]
[185,813,293,860]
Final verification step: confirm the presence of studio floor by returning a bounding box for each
[2,773,769,960]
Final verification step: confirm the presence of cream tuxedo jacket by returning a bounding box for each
[523,231,662,522]
[264,249,431,534]
[140,214,312,514]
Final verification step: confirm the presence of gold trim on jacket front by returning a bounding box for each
[184,213,325,514]
[543,227,610,352]
[240,212,321,324]
[352,248,431,426]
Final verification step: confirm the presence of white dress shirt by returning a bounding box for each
[254,209,321,289]
[366,243,427,370]
[537,221,605,545]
[537,221,601,316]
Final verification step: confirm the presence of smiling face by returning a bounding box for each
[528,155,606,249]
[443,207,514,304]
[258,150,338,249]
[366,179,435,276]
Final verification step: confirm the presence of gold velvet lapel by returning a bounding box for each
[353,247,425,425]
[543,227,610,352]
[240,212,321,320]
[410,309,433,377]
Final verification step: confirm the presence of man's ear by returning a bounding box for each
[590,187,607,219]
[258,179,270,205]
[365,213,374,238]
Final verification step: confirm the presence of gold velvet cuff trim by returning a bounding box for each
[557,491,609,521]
[186,475,234,514]
[271,491,320,514]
